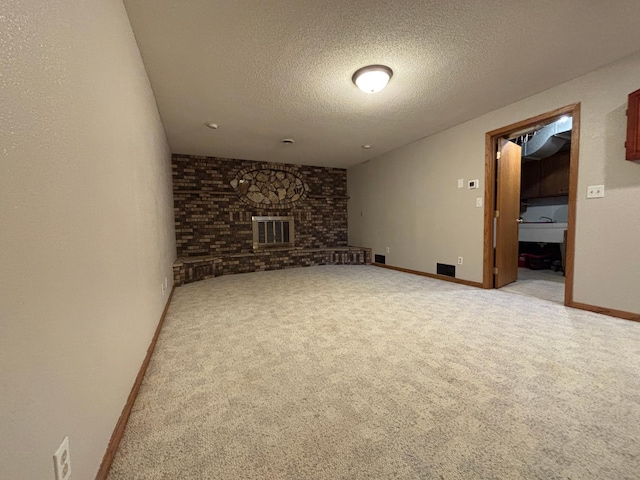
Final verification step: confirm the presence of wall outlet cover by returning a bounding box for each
[53,436,71,480]
[457,178,464,188]
[476,197,483,207]
[587,184,605,198]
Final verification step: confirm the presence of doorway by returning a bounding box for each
[483,104,580,306]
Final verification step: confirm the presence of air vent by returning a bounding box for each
[522,117,572,160]
[374,254,386,264]
[437,263,456,277]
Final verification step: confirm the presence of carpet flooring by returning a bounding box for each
[107,265,640,480]
[500,268,565,304]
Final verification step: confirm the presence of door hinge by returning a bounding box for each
[496,151,501,160]
[493,267,499,275]
[494,210,499,218]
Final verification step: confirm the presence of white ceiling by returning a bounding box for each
[124,0,640,169]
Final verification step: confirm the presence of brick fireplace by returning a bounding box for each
[172,154,370,285]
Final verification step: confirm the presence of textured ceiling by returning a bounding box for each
[124,0,640,168]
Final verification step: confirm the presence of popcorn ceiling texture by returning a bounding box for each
[124,0,640,168]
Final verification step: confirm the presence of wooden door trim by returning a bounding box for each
[483,103,580,307]
[564,104,580,305]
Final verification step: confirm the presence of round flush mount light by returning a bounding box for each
[281,138,295,145]
[362,145,372,149]
[352,65,393,93]
[204,122,218,129]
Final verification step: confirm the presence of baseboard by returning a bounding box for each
[95,286,176,480]
[373,263,484,288]
[569,301,640,323]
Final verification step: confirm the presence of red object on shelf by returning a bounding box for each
[518,254,529,268]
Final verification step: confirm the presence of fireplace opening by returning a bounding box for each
[252,216,294,249]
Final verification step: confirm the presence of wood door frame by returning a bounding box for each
[482,103,580,306]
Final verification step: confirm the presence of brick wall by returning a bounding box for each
[173,154,349,257]
[173,247,372,285]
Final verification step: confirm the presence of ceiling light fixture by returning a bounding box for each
[205,122,218,129]
[362,145,372,149]
[352,65,393,93]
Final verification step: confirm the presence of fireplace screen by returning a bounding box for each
[252,216,294,249]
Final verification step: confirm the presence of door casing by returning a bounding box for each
[482,103,580,306]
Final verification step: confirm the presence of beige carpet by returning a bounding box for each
[108,265,640,480]
[500,268,565,304]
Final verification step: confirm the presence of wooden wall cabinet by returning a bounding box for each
[520,150,570,199]
[520,161,540,200]
[539,151,570,197]
[626,88,640,161]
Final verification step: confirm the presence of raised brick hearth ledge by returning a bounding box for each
[173,247,372,286]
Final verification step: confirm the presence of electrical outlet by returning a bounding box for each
[53,436,71,480]
[386,247,390,253]
[476,197,483,207]
[587,184,605,198]
[457,178,464,188]
[457,256,463,265]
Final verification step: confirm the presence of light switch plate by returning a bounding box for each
[476,197,483,207]
[457,178,464,188]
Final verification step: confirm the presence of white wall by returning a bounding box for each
[0,1,176,478]
[349,50,640,314]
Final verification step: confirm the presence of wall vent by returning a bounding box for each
[437,263,456,277]
[374,254,386,264]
